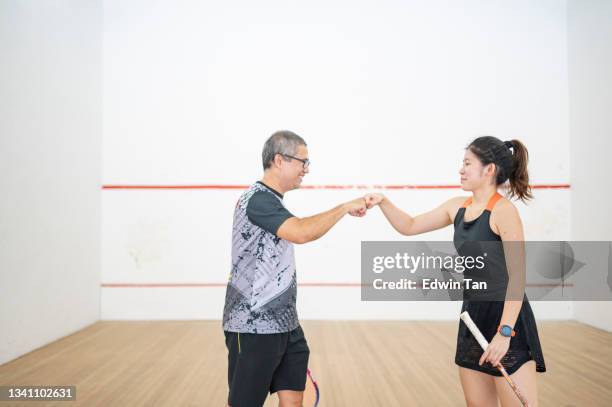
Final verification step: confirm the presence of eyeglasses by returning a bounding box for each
[280,153,310,169]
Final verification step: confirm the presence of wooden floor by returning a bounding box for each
[1,321,611,406]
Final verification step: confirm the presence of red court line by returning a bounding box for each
[103,283,227,288]
[101,283,572,288]
[101,283,362,288]
[103,185,250,190]
[102,184,570,190]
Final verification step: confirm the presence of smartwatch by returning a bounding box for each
[498,324,516,338]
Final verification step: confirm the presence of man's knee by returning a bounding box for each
[278,390,303,407]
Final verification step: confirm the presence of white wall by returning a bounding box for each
[568,0,612,332]
[101,0,572,320]
[1,0,608,365]
[0,1,102,364]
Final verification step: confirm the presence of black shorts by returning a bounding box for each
[225,326,310,407]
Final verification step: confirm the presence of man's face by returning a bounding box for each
[280,144,309,191]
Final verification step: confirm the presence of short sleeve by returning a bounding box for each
[246,191,295,235]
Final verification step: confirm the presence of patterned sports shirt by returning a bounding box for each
[222,181,299,333]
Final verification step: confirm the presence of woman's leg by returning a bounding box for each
[459,367,499,407]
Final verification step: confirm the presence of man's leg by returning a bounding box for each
[277,390,304,407]
[225,331,283,407]
[270,326,310,407]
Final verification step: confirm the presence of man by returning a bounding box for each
[222,130,366,407]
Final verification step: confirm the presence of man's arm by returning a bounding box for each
[276,198,366,244]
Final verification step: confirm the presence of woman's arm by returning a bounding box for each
[480,200,526,367]
[365,193,465,236]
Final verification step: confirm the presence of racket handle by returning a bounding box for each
[460,312,489,350]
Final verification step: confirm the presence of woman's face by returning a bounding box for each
[459,149,494,191]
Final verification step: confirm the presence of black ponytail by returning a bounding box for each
[467,136,533,202]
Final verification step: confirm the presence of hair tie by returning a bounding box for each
[504,140,515,150]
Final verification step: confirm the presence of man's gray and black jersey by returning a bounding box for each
[222,181,299,334]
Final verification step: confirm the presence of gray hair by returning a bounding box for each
[262,130,307,170]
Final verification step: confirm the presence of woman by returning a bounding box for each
[365,136,546,406]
